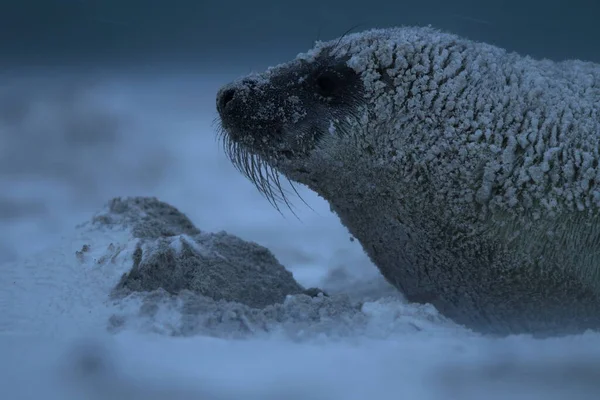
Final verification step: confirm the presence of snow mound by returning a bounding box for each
[0,196,457,340]
[102,196,306,307]
[98,197,455,339]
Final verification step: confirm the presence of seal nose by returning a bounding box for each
[217,87,236,115]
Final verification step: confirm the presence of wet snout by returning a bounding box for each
[216,83,239,117]
[216,86,235,115]
[216,77,290,146]
[216,79,258,124]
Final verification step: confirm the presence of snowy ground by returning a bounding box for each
[2,69,600,399]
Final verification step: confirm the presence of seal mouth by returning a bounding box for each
[217,121,299,163]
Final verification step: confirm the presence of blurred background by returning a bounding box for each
[1,0,599,68]
[0,0,599,271]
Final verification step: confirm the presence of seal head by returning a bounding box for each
[217,52,364,172]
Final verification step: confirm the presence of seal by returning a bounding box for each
[215,26,600,336]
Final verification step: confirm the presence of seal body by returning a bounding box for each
[216,26,600,336]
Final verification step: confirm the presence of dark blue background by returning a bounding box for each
[1,1,598,68]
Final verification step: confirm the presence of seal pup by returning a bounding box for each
[215,26,600,336]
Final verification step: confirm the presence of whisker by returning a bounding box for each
[219,131,304,217]
[332,24,364,53]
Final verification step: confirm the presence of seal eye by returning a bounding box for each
[315,71,339,97]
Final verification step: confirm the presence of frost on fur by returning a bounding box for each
[305,27,600,217]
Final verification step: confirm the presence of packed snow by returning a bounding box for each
[1,70,600,399]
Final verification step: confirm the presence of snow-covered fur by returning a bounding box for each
[217,26,600,336]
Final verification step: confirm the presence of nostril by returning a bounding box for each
[218,88,236,112]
